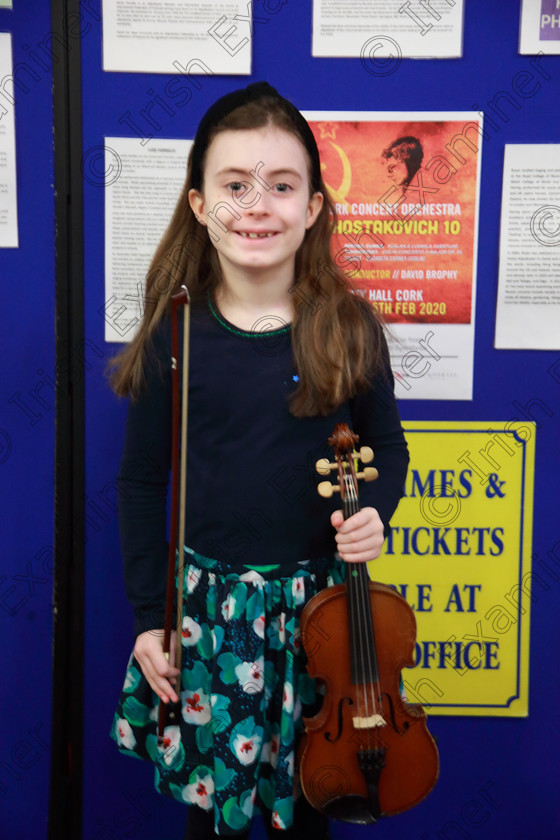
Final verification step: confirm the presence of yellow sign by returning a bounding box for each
[372,421,535,717]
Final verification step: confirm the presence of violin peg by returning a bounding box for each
[315,458,332,476]
[355,467,378,482]
[317,480,339,498]
[359,446,374,464]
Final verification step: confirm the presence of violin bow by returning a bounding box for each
[157,284,190,744]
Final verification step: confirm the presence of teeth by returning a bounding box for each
[239,232,275,238]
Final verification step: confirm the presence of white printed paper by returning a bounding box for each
[312,0,464,60]
[495,145,560,349]
[0,33,19,248]
[101,137,192,343]
[102,0,251,74]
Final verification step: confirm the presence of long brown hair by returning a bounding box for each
[108,94,385,417]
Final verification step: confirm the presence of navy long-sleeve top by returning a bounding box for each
[117,298,409,635]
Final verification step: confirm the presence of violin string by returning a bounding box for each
[354,485,376,753]
[345,469,377,752]
[348,460,382,753]
[344,474,361,735]
[352,475,376,753]
[344,475,361,735]
[361,552,380,753]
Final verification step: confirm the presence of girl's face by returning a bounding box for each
[188,126,323,283]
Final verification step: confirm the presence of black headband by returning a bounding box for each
[190,81,321,191]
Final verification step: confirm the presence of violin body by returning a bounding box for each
[299,580,439,822]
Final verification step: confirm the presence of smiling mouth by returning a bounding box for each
[236,231,277,238]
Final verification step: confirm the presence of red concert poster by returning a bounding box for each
[305,113,482,399]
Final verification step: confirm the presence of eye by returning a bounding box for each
[273,183,291,193]
[228,181,248,194]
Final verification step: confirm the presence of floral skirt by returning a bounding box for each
[111,548,346,836]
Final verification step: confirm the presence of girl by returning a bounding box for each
[110,82,409,839]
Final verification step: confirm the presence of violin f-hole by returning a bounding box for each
[325,696,354,742]
[380,691,411,735]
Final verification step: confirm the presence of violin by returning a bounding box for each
[299,423,439,823]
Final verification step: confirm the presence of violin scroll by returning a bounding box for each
[315,423,378,499]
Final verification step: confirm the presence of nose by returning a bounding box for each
[245,185,271,215]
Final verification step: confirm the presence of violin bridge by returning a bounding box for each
[353,714,386,729]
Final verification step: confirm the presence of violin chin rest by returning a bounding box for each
[321,794,382,825]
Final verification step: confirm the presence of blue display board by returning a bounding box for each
[0,4,56,839]
[2,1,559,838]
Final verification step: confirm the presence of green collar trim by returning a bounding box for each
[207,293,291,339]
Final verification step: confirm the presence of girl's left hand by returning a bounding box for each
[331,506,384,563]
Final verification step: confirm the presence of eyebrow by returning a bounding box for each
[215,167,303,181]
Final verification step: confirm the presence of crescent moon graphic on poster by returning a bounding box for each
[321,142,352,204]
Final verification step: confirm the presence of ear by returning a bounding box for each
[188,188,206,225]
[305,191,324,230]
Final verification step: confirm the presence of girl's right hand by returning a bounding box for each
[133,629,181,705]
